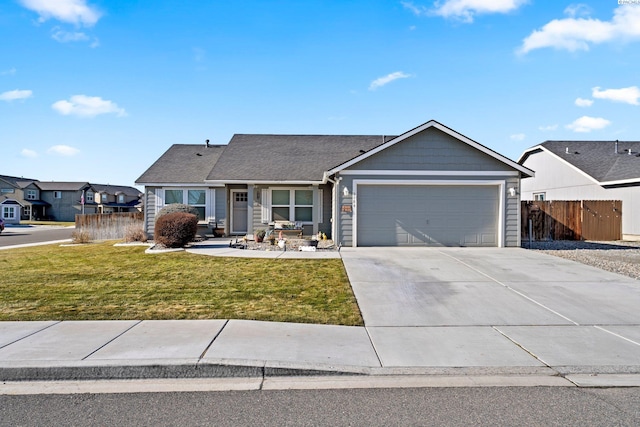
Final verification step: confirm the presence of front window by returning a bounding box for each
[3,206,16,219]
[53,191,62,199]
[86,191,94,202]
[118,194,125,203]
[162,188,207,220]
[24,205,31,219]
[271,189,313,222]
[26,189,37,200]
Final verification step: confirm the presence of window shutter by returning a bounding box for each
[317,189,323,223]
[261,189,271,223]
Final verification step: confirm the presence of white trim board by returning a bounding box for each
[351,179,506,248]
[339,170,519,176]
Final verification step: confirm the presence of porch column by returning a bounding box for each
[247,184,255,235]
[312,185,319,235]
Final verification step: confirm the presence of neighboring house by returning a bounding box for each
[0,176,143,223]
[91,184,143,214]
[36,181,94,221]
[519,140,640,240]
[137,120,533,247]
[0,175,50,224]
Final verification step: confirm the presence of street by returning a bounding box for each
[1,386,639,426]
[0,226,73,248]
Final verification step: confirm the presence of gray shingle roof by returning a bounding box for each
[136,144,226,184]
[0,175,38,189]
[538,141,640,183]
[206,135,393,182]
[90,184,141,197]
[35,181,90,191]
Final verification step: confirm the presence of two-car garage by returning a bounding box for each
[355,182,501,247]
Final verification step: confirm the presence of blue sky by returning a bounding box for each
[1,0,639,188]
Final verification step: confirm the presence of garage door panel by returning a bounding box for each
[357,185,499,247]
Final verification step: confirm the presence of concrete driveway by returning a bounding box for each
[340,247,640,372]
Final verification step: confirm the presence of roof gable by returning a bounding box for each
[519,141,640,185]
[328,120,533,177]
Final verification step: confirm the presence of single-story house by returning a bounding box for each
[136,120,533,247]
[518,141,640,240]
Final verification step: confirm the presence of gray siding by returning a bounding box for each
[40,191,82,222]
[352,127,513,172]
[143,187,158,234]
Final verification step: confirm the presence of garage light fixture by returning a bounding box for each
[508,187,518,197]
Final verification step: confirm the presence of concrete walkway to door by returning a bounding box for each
[340,247,640,377]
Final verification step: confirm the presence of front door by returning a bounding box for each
[231,191,248,234]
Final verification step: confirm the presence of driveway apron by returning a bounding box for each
[340,247,640,370]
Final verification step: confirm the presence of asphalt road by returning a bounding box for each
[0,226,73,248]
[1,387,639,426]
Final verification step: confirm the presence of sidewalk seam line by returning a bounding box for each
[0,321,62,350]
[81,320,142,361]
[198,319,229,360]
[363,327,384,369]
[594,325,640,347]
[437,250,580,326]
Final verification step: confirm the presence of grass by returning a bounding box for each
[0,242,363,326]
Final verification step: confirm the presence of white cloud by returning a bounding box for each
[0,89,33,101]
[369,71,412,90]
[432,0,529,23]
[510,133,525,141]
[1,68,17,76]
[575,97,593,107]
[19,0,101,26]
[401,1,429,16]
[47,145,80,156]
[52,95,126,118]
[518,6,640,54]
[566,116,611,132]
[564,4,592,19]
[592,86,640,105]
[539,124,558,131]
[51,27,89,43]
[21,149,38,158]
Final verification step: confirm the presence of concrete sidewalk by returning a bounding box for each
[2,241,640,388]
[1,318,638,388]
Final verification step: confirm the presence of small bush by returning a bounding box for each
[157,204,200,220]
[154,212,198,248]
[71,230,91,244]
[124,226,148,243]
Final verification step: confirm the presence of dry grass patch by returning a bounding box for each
[0,242,362,325]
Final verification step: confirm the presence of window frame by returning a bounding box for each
[533,192,546,201]
[269,188,314,224]
[26,189,37,200]
[53,191,62,199]
[157,187,212,223]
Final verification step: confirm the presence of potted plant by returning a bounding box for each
[254,228,266,243]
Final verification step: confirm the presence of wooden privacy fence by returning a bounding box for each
[521,200,622,241]
[76,212,144,240]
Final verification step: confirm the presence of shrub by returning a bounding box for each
[71,230,91,244]
[157,204,200,220]
[124,225,148,243]
[154,212,198,248]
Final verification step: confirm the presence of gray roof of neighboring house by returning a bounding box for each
[35,181,90,191]
[206,134,394,182]
[520,141,640,183]
[136,144,226,184]
[0,175,39,189]
[90,184,141,196]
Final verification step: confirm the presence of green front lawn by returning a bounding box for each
[0,242,363,325]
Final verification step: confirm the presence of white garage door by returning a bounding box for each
[356,184,499,247]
